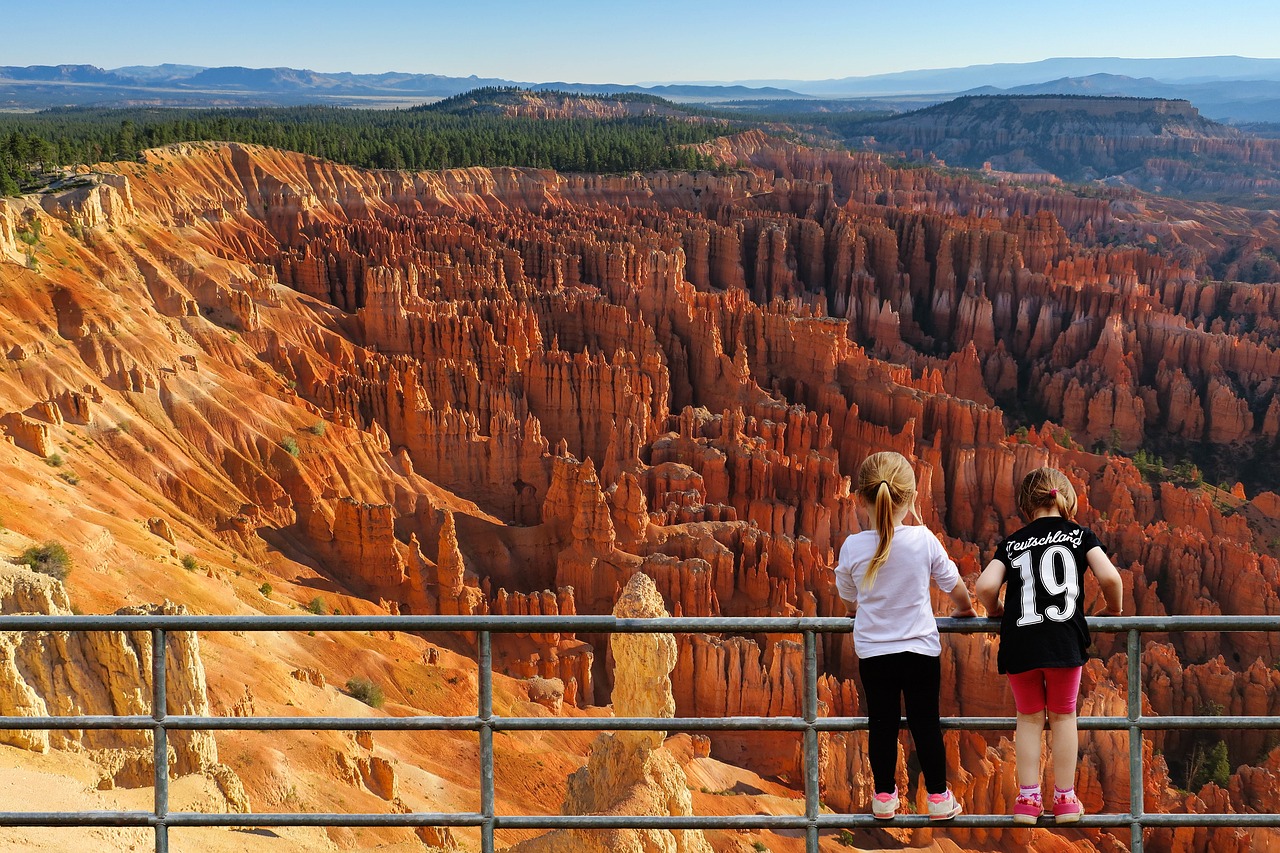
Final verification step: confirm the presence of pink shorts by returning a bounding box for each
[1008,666,1083,715]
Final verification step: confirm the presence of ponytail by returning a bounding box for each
[855,452,918,590]
[865,480,895,588]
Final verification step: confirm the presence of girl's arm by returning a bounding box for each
[833,539,858,616]
[976,559,1006,618]
[1087,546,1124,615]
[926,532,975,617]
[948,580,976,618]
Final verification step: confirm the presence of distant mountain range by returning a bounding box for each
[3,57,1280,124]
[726,56,1280,95]
[0,64,801,110]
[722,57,1280,124]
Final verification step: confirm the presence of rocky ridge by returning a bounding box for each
[856,95,1280,201]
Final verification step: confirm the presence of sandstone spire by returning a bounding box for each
[502,572,711,853]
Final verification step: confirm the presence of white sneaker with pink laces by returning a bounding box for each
[872,787,899,819]
[927,788,963,821]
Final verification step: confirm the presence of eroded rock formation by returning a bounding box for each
[0,565,246,804]
[2,134,1278,851]
[502,572,711,853]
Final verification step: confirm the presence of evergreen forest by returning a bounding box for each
[0,95,740,196]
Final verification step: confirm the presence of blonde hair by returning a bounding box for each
[1017,466,1078,520]
[855,452,918,589]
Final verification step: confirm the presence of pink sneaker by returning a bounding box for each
[1012,793,1042,825]
[871,787,899,819]
[1053,793,1083,824]
[927,788,962,821]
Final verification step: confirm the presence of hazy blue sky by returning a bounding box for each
[6,0,1279,82]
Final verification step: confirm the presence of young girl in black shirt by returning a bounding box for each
[976,467,1124,824]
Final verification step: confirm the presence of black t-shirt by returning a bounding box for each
[994,516,1104,674]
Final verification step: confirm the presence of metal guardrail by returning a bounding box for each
[2,614,1279,853]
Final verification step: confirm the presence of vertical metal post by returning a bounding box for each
[803,630,819,853]
[1127,628,1144,853]
[152,629,169,853]
[479,630,495,853]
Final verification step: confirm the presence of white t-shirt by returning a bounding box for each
[834,524,961,659]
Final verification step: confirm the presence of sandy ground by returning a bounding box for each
[0,743,346,852]
[0,736,983,853]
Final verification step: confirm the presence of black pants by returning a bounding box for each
[858,651,947,795]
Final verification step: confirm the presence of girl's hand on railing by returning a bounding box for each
[950,605,977,618]
[985,602,1004,619]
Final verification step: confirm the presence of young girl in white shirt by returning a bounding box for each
[834,451,976,820]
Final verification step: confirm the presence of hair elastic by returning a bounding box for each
[1049,488,1058,496]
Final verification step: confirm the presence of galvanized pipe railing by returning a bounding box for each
[2,614,1280,853]
[152,628,169,853]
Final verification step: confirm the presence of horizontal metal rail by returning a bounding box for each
[2,614,1278,853]
[0,613,1276,631]
[3,810,1280,830]
[0,614,853,632]
[4,713,1279,732]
